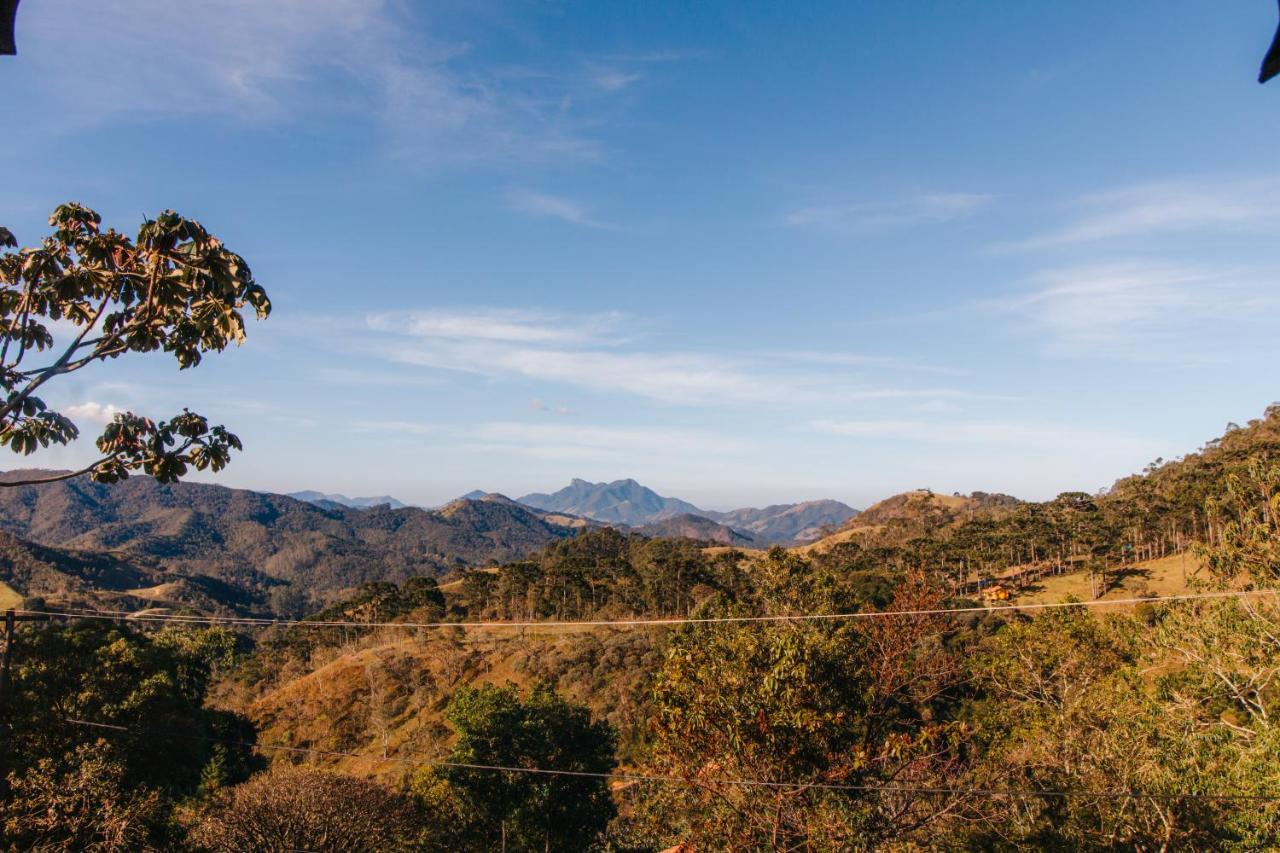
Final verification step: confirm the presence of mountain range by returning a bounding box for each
[0,471,580,611]
[287,491,409,510]
[0,471,855,616]
[281,478,855,545]
[517,478,856,544]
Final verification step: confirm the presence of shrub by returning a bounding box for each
[3,743,168,851]
[188,767,420,852]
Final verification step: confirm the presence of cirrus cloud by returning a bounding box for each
[810,417,1156,456]
[783,192,994,233]
[12,0,663,169]
[1002,177,1280,251]
[464,421,750,461]
[354,306,987,408]
[989,261,1278,359]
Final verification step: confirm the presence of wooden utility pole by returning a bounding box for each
[0,609,14,710]
[0,0,18,56]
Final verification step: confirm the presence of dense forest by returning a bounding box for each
[3,409,1280,849]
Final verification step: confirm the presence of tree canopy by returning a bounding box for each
[1,622,261,848]
[0,203,269,486]
[414,682,617,851]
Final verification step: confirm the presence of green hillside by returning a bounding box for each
[7,410,1280,849]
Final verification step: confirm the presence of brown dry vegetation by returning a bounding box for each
[225,624,664,781]
[1010,553,1206,606]
[798,489,1020,554]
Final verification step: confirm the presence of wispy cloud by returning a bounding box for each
[464,422,748,461]
[507,190,614,229]
[774,351,968,375]
[810,418,1153,455]
[354,307,986,407]
[350,419,438,437]
[343,418,738,460]
[991,261,1277,358]
[390,343,785,405]
[314,367,445,388]
[1004,177,1280,251]
[587,67,644,92]
[391,339,985,407]
[783,193,993,233]
[529,398,573,416]
[367,308,627,345]
[16,1,653,168]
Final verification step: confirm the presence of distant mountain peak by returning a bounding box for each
[477,493,520,506]
[514,478,856,543]
[288,491,408,510]
[512,473,860,540]
[518,478,702,527]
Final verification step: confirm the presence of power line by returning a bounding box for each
[13,588,1280,632]
[61,717,1280,803]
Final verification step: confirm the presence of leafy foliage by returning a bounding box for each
[0,204,269,486]
[0,622,260,800]
[6,410,1280,849]
[461,528,730,621]
[1201,458,1280,583]
[0,622,261,848]
[631,572,968,848]
[308,577,446,625]
[3,743,169,851]
[413,682,617,851]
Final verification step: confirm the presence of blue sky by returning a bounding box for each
[3,1,1280,509]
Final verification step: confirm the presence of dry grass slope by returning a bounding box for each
[0,580,22,610]
[236,625,662,780]
[1009,553,1207,608]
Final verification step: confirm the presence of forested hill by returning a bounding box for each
[10,411,1280,849]
[1104,406,1280,537]
[1,410,1274,618]
[801,406,1280,581]
[219,406,1280,850]
[0,530,253,614]
[0,472,578,608]
[704,499,858,544]
[634,512,755,546]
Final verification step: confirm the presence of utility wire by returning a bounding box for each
[13,588,1280,632]
[62,717,1280,803]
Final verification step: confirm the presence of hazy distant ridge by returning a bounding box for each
[0,471,575,604]
[517,478,856,544]
[288,490,409,510]
[519,478,702,526]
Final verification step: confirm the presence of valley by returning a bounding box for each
[0,471,858,616]
[5,406,1280,849]
[4,5,1278,846]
